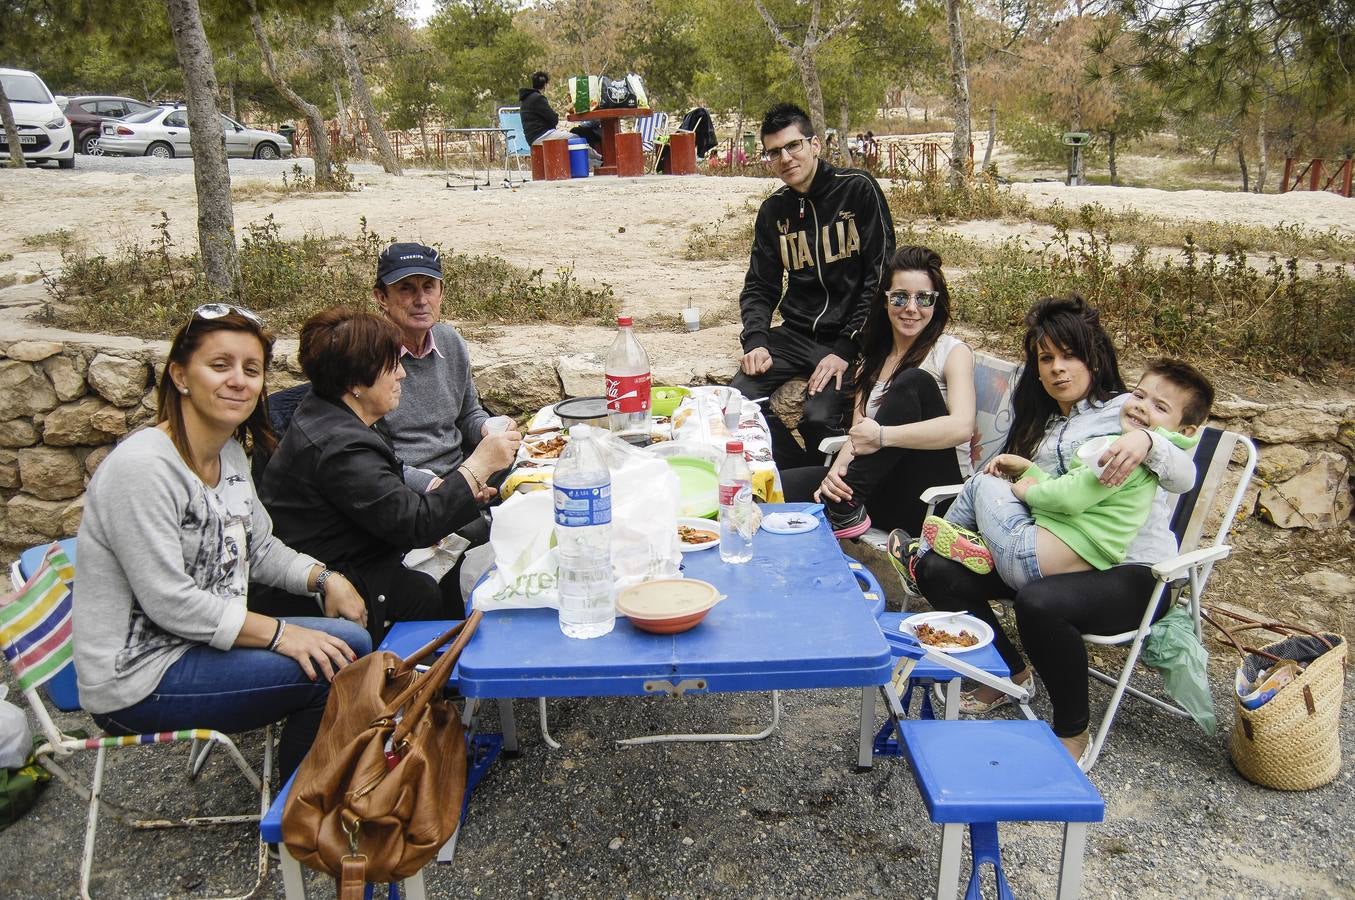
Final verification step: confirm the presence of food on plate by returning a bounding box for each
[677,523,718,545]
[673,409,693,430]
[914,623,979,649]
[650,432,670,443]
[525,433,568,459]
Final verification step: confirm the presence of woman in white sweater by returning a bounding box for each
[73,305,372,780]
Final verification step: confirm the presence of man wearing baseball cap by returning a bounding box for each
[373,242,510,492]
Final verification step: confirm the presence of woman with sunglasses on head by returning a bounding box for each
[72,305,372,782]
[781,245,977,538]
[254,307,520,643]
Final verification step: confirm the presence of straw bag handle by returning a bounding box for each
[1202,606,1335,664]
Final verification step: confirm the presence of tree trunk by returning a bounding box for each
[981,103,996,170]
[333,82,349,143]
[1236,139,1249,192]
[1254,101,1268,194]
[792,48,830,142]
[1107,131,1118,186]
[838,97,851,165]
[753,0,855,148]
[164,0,241,299]
[250,8,336,189]
[943,0,972,189]
[0,79,26,168]
[333,14,401,176]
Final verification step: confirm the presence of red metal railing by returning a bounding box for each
[1280,157,1354,198]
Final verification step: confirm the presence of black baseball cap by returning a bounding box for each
[377,242,443,285]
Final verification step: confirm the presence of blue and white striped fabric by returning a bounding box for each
[636,111,669,153]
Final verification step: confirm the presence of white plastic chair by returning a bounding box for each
[3,543,273,899]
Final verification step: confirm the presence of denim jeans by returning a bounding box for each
[92,617,372,781]
[930,473,1043,590]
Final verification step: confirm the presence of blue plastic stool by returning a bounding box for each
[899,720,1104,899]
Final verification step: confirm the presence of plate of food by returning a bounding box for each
[523,431,568,463]
[676,517,720,552]
[760,511,820,535]
[899,611,994,654]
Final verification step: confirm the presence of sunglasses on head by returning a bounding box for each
[186,303,264,333]
[886,290,940,309]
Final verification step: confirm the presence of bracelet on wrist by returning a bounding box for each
[461,464,483,491]
[314,567,336,597]
[267,619,286,652]
[878,422,886,449]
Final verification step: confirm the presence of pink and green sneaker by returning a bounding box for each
[921,515,994,576]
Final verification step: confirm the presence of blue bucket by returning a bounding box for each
[568,137,590,178]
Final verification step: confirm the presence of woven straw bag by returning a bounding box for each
[1206,608,1346,791]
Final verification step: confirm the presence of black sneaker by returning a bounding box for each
[827,500,872,539]
[887,529,921,597]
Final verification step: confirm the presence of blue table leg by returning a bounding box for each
[965,822,1015,900]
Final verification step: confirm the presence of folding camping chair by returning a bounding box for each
[496,106,531,184]
[2,543,273,899]
[914,427,1258,771]
[635,110,668,172]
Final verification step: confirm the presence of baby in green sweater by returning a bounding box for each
[919,359,1214,590]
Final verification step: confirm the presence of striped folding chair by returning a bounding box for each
[2,543,272,900]
[635,110,669,171]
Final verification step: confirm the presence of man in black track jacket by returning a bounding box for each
[732,103,895,470]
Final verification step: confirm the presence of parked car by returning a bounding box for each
[61,95,155,155]
[96,106,292,159]
[0,67,75,169]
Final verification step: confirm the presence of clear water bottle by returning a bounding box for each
[719,439,755,564]
[605,315,651,440]
[553,424,616,639]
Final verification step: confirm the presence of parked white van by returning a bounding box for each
[0,67,75,169]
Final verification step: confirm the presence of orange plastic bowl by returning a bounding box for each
[616,579,723,634]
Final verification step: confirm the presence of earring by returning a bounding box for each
[352,390,361,399]
[180,386,189,395]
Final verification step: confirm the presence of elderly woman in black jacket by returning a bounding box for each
[254,307,519,641]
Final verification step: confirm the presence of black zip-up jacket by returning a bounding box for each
[739,159,895,362]
[258,391,480,573]
[518,87,558,145]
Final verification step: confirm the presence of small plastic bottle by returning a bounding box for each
[553,424,615,638]
[605,315,652,440]
[718,439,755,564]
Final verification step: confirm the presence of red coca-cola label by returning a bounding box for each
[605,372,651,413]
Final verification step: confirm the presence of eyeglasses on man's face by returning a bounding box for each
[886,290,940,309]
[760,137,812,163]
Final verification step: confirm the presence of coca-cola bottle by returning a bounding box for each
[604,315,651,441]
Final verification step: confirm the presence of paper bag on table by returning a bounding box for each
[472,434,683,612]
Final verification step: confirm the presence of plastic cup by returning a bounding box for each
[682,307,701,332]
[485,416,514,435]
[1076,435,1113,478]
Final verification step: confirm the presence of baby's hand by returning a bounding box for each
[985,454,1030,478]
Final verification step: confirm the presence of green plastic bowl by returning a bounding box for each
[651,386,691,417]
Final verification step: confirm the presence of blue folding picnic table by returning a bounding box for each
[453,503,894,765]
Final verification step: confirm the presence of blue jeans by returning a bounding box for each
[932,473,1043,590]
[92,617,372,781]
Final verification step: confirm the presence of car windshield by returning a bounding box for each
[0,73,51,104]
[123,108,164,124]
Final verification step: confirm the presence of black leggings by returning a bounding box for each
[916,554,1168,737]
[780,368,963,534]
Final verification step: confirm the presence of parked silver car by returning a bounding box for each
[97,106,292,159]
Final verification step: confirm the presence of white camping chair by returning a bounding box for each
[3,542,273,899]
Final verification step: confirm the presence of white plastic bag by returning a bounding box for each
[0,686,32,770]
[472,434,682,611]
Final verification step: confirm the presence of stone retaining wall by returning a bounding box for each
[2,336,1351,552]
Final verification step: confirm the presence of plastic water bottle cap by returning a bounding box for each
[726,440,743,453]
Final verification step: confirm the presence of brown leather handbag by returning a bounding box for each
[282,612,483,893]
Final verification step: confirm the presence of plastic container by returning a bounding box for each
[568,136,590,178]
[651,385,691,417]
[605,316,652,439]
[718,439,754,564]
[553,424,615,638]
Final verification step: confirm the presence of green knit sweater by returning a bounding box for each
[1021,428,1199,570]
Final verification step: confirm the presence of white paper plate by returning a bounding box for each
[899,611,995,654]
[760,511,820,535]
[676,517,720,552]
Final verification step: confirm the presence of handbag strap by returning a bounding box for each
[1202,606,1335,664]
[388,610,483,743]
[393,616,477,677]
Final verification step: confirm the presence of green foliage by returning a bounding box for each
[1000,115,1089,167]
[426,0,542,125]
[42,214,616,337]
[887,173,1033,223]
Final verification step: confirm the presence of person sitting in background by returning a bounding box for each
[911,358,1212,589]
[518,70,600,166]
[256,308,519,641]
[74,305,370,782]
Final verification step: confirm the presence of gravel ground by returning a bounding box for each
[39,154,392,180]
[2,619,1351,899]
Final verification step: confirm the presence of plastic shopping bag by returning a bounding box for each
[472,433,682,611]
[568,75,600,114]
[1142,605,1216,735]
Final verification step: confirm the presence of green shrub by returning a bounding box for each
[888,173,1032,223]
